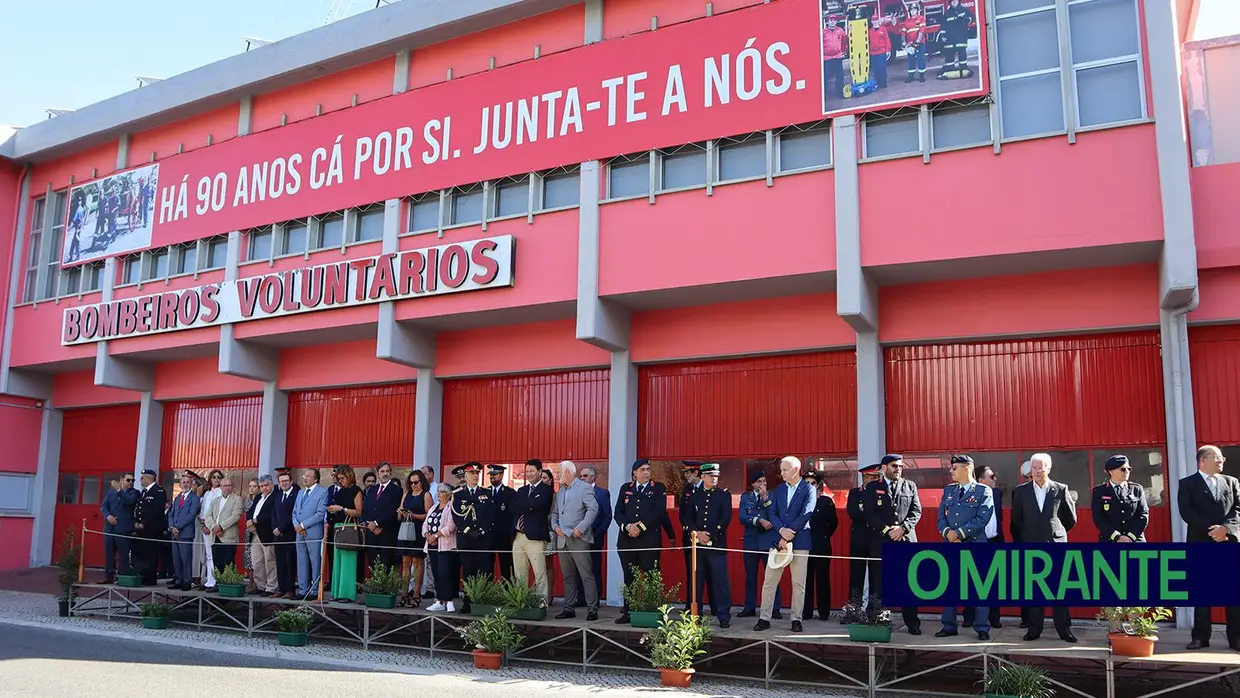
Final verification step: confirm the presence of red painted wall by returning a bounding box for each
[52,371,140,409]
[285,384,416,470]
[1194,268,1240,324]
[441,369,610,464]
[279,340,417,390]
[128,106,240,164]
[61,405,141,472]
[153,358,263,401]
[0,399,44,474]
[1193,162,1240,269]
[602,0,764,39]
[252,58,394,134]
[0,518,33,571]
[1189,325,1240,444]
[161,396,263,471]
[0,161,20,346]
[435,319,610,378]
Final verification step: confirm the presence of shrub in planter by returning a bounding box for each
[643,605,712,688]
[55,531,81,617]
[462,573,506,616]
[275,607,313,646]
[458,609,524,669]
[982,662,1054,698]
[1097,607,1173,657]
[841,595,893,643]
[500,576,548,620]
[215,563,248,598]
[622,566,681,628]
[358,562,408,609]
[141,602,170,630]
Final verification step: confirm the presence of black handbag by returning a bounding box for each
[334,517,364,551]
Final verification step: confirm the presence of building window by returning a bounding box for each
[247,226,273,261]
[282,221,308,256]
[864,112,920,158]
[122,254,141,285]
[659,143,708,191]
[355,205,385,241]
[81,262,103,292]
[931,103,993,150]
[144,249,169,281]
[41,192,67,301]
[203,236,229,270]
[317,213,345,249]
[1068,0,1144,127]
[607,153,650,199]
[777,123,832,172]
[718,134,767,181]
[539,169,580,210]
[450,185,484,226]
[409,194,440,233]
[176,243,197,275]
[995,2,1064,139]
[22,197,45,303]
[59,266,81,297]
[494,177,530,218]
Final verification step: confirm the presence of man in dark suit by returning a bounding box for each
[1092,455,1148,542]
[486,464,517,581]
[802,470,839,621]
[685,463,733,628]
[362,461,403,570]
[167,471,202,591]
[132,469,168,586]
[99,474,139,583]
[575,465,612,607]
[453,462,496,613]
[678,461,706,611]
[863,454,922,635]
[271,468,302,598]
[614,458,668,624]
[248,475,279,596]
[1011,452,1077,643]
[845,463,883,615]
[510,459,553,599]
[1178,445,1240,650]
[964,463,1004,630]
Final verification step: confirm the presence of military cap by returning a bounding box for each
[632,458,650,473]
[486,464,506,475]
[1104,455,1130,471]
[698,463,721,476]
[462,461,483,473]
[748,468,765,485]
[451,465,467,478]
[858,463,882,474]
[141,469,157,477]
[880,454,904,465]
[950,455,974,466]
[681,460,704,472]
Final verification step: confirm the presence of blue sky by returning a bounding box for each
[1,0,1238,129]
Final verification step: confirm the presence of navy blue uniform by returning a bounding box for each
[846,486,877,601]
[614,481,667,614]
[686,486,733,624]
[132,483,168,585]
[453,485,497,611]
[488,483,517,579]
[1091,482,1148,542]
[679,482,708,609]
[937,482,995,634]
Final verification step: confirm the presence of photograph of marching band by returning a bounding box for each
[61,162,159,266]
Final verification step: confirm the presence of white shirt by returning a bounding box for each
[293,484,315,528]
[784,479,818,530]
[253,493,270,518]
[1033,480,1050,511]
[984,489,998,539]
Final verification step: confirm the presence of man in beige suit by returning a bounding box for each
[205,477,244,591]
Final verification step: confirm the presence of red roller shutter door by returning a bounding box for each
[54,405,142,567]
[285,384,416,473]
[639,351,858,611]
[886,331,1168,619]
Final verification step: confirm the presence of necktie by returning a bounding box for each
[1208,476,1218,498]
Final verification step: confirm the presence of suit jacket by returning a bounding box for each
[678,482,703,543]
[362,480,403,529]
[770,479,816,550]
[134,484,168,537]
[1091,481,1149,542]
[510,481,554,542]
[846,486,867,540]
[809,492,840,552]
[292,484,330,540]
[590,485,612,544]
[206,493,244,544]
[552,478,599,547]
[863,478,922,544]
[613,481,666,545]
[1010,480,1076,543]
[1177,472,1240,542]
[168,491,201,541]
[250,493,277,544]
[488,484,517,546]
[101,487,139,534]
[739,489,778,550]
[272,485,301,538]
[990,489,1006,542]
[684,486,732,555]
[937,482,994,542]
[452,486,497,546]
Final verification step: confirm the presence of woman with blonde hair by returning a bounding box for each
[243,478,260,593]
[326,465,364,602]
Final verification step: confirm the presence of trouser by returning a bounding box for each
[459,544,489,608]
[274,534,297,592]
[944,605,990,633]
[695,549,732,623]
[963,605,1003,629]
[104,532,131,579]
[430,549,460,602]
[491,540,514,581]
[559,537,598,611]
[296,534,323,596]
[742,548,782,613]
[201,536,216,587]
[365,527,398,571]
[682,537,710,609]
[943,43,967,70]
[824,58,844,98]
[848,536,879,598]
[250,540,277,592]
[618,535,661,613]
[872,52,888,87]
[1028,605,1073,637]
[157,538,174,579]
[212,542,237,573]
[803,551,832,620]
[172,538,194,584]
[512,533,549,599]
[134,534,161,584]
[575,537,605,605]
[1193,606,1240,644]
[761,549,808,622]
[906,45,927,78]
[870,554,921,630]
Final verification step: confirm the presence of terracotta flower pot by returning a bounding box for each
[473,649,503,670]
[1108,632,1156,657]
[659,667,695,688]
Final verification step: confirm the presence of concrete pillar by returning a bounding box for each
[28,406,63,567]
[855,331,886,468]
[585,0,603,44]
[258,382,288,477]
[414,368,443,471]
[575,161,629,351]
[218,230,278,382]
[238,96,253,137]
[135,391,163,476]
[0,168,33,398]
[605,350,638,606]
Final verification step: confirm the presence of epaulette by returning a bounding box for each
[451,487,464,495]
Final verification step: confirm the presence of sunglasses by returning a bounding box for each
[1116,467,1132,472]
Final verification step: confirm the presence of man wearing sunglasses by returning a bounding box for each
[936,455,994,641]
[863,454,923,635]
[1091,455,1148,543]
[100,474,140,583]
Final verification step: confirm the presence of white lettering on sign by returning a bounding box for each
[61,235,515,346]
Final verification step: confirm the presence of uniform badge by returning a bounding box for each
[945,507,951,516]
[1104,504,1110,511]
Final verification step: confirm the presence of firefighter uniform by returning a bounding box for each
[1091,455,1149,542]
[452,462,496,612]
[132,469,168,586]
[846,464,882,609]
[614,458,668,623]
[678,461,708,611]
[485,464,517,580]
[939,0,975,78]
[902,10,928,82]
[685,463,733,627]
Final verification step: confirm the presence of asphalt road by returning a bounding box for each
[0,624,710,698]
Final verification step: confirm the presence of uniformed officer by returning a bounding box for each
[738,468,782,619]
[678,461,707,612]
[1092,454,1149,542]
[936,454,995,641]
[614,458,668,624]
[863,454,923,635]
[845,463,883,616]
[486,464,517,579]
[452,462,496,612]
[131,469,168,586]
[803,469,839,622]
[685,462,732,628]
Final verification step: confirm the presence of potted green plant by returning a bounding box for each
[141,602,170,630]
[841,595,893,643]
[622,566,681,629]
[462,573,505,617]
[982,662,1054,698]
[643,605,713,688]
[1096,606,1173,657]
[500,576,547,621]
[358,562,408,609]
[116,572,144,588]
[457,609,525,669]
[215,563,248,598]
[274,607,313,646]
[55,531,81,617]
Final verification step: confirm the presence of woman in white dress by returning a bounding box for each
[196,470,225,590]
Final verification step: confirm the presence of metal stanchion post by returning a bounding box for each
[317,534,327,602]
[690,534,698,617]
[78,518,86,583]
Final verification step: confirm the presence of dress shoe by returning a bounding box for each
[574,601,588,608]
[791,620,803,633]
[993,622,1003,629]
[773,611,784,620]
[754,619,771,631]
[907,626,922,636]
[1186,639,1209,650]
[555,609,576,620]
[166,581,179,589]
[978,631,991,641]
[1019,621,1030,629]
[719,620,730,629]
[935,629,958,638]
[1023,631,1042,642]
[98,578,114,585]
[1059,633,1078,644]
[586,610,598,621]
[615,614,631,624]
[180,583,193,591]
[736,610,756,618]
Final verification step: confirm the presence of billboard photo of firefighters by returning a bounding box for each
[61,163,159,266]
[820,0,987,117]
